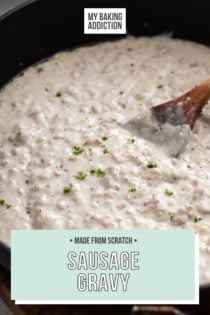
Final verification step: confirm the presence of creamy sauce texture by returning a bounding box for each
[0,36,210,284]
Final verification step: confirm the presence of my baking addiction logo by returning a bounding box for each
[84,8,126,34]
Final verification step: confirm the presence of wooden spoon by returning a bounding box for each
[125,77,210,157]
[152,77,210,129]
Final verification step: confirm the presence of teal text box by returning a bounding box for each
[11,229,197,304]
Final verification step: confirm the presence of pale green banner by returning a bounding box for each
[11,229,198,304]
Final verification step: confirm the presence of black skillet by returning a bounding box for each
[0,0,209,314]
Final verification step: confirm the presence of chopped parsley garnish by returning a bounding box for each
[194,216,202,223]
[55,91,62,97]
[75,172,87,180]
[164,189,174,196]
[90,169,96,175]
[72,146,84,156]
[147,162,157,169]
[127,48,132,51]
[0,199,12,209]
[36,67,44,73]
[128,187,137,192]
[63,183,74,194]
[130,63,134,67]
[169,214,174,222]
[157,84,164,89]
[90,169,106,177]
[136,94,145,101]
[102,136,108,141]
[103,147,109,154]
[127,138,135,144]
[96,169,106,177]
[119,91,124,95]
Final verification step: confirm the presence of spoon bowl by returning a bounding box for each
[125,77,210,157]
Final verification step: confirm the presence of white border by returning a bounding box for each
[15,235,199,305]
[15,300,198,305]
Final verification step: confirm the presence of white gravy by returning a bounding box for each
[0,36,210,284]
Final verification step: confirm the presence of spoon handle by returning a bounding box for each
[182,77,210,128]
[153,77,210,129]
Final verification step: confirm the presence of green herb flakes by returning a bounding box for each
[90,169,96,175]
[103,147,109,154]
[72,146,84,156]
[164,189,174,197]
[102,136,108,141]
[55,91,62,97]
[169,214,174,222]
[75,172,87,181]
[147,162,157,169]
[119,91,124,95]
[96,169,106,177]
[63,183,74,194]
[36,67,44,73]
[136,94,145,101]
[127,138,135,144]
[90,169,106,177]
[0,199,12,209]
[157,84,164,89]
[194,216,202,223]
[128,187,137,193]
